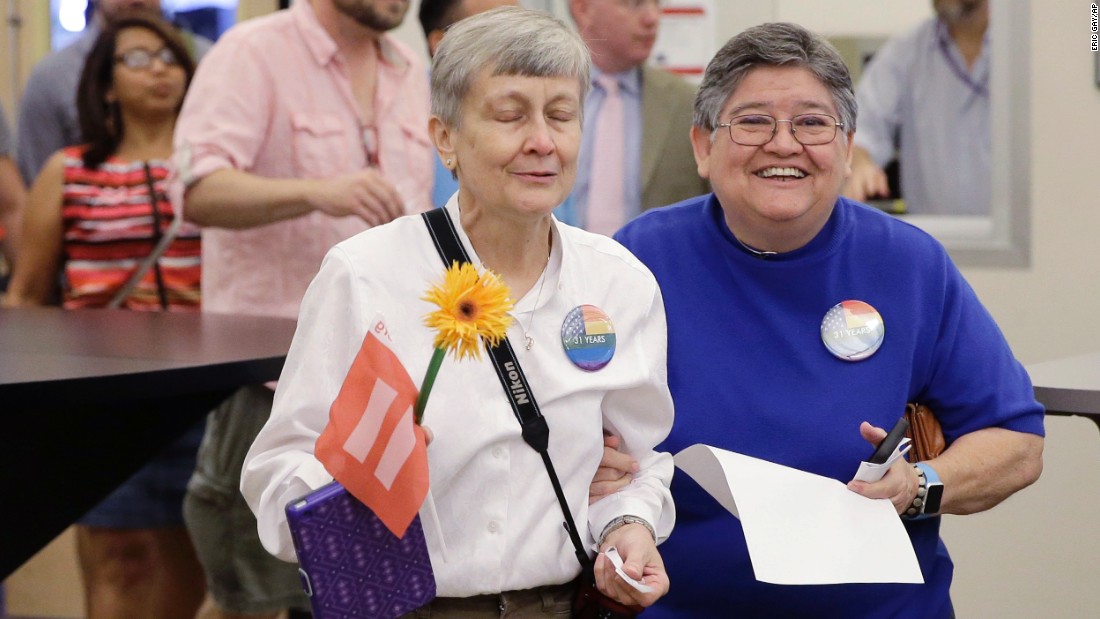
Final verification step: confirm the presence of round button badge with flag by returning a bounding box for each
[560,304,617,371]
[820,300,885,361]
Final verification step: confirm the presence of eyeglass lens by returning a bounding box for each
[727,114,839,146]
[118,47,179,70]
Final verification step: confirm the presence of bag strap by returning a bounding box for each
[108,163,180,309]
[422,209,590,569]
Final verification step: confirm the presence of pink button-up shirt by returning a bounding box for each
[172,0,432,320]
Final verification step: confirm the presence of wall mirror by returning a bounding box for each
[844,0,1029,268]
[723,0,1030,267]
[538,0,1030,267]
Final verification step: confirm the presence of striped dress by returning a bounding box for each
[61,146,201,310]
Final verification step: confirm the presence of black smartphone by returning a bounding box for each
[869,417,910,464]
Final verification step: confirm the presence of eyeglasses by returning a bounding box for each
[114,47,179,71]
[717,113,845,147]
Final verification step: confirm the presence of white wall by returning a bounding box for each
[385,0,432,65]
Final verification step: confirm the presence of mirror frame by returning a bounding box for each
[904,0,1030,268]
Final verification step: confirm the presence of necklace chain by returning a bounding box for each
[481,238,552,351]
[733,234,777,259]
[518,253,551,350]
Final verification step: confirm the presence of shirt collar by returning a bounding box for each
[592,66,642,97]
[709,193,845,263]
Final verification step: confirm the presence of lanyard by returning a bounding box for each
[936,20,989,99]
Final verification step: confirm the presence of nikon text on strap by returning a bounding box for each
[421,208,590,569]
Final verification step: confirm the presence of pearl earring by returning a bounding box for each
[446,159,453,167]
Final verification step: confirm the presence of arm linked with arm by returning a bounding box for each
[586,280,675,607]
[587,282,675,542]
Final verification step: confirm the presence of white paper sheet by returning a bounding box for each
[605,547,654,593]
[674,444,924,585]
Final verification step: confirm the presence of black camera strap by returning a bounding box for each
[422,208,590,570]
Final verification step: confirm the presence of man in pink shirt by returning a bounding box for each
[171,1,431,617]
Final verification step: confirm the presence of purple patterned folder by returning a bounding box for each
[285,481,436,619]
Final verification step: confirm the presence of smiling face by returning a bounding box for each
[432,70,581,222]
[109,26,187,119]
[692,65,854,252]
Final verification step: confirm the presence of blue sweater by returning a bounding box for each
[615,194,1044,619]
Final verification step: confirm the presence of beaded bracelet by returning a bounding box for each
[904,465,928,519]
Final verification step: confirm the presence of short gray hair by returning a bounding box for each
[431,6,591,128]
[694,22,856,134]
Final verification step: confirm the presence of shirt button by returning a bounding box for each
[492,446,504,458]
[488,520,500,533]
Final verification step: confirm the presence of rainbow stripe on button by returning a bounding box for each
[560,304,617,371]
[820,299,885,361]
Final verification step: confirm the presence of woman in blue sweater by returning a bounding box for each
[602,21,1044,619]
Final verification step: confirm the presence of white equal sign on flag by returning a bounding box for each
[314,317,430,537]
[341,378,417,490]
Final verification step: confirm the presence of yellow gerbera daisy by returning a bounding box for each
[422,261,514,361]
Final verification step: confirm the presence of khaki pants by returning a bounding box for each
[184,385,310,614]
[400,582,575,618]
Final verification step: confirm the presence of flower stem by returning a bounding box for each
[415,347,447,425]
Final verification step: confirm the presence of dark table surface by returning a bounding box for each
[0,307,297,578]
[1027,352,1100,433]
[1027,352,1100,416]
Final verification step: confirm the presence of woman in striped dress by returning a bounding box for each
[4,11,205,619]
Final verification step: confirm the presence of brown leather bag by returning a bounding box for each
[904,403,946,462]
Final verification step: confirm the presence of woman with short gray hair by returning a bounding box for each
[693,21,857,134]
[598,21,1043,619]
[429,6,590,130]
[242,6,674,617]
